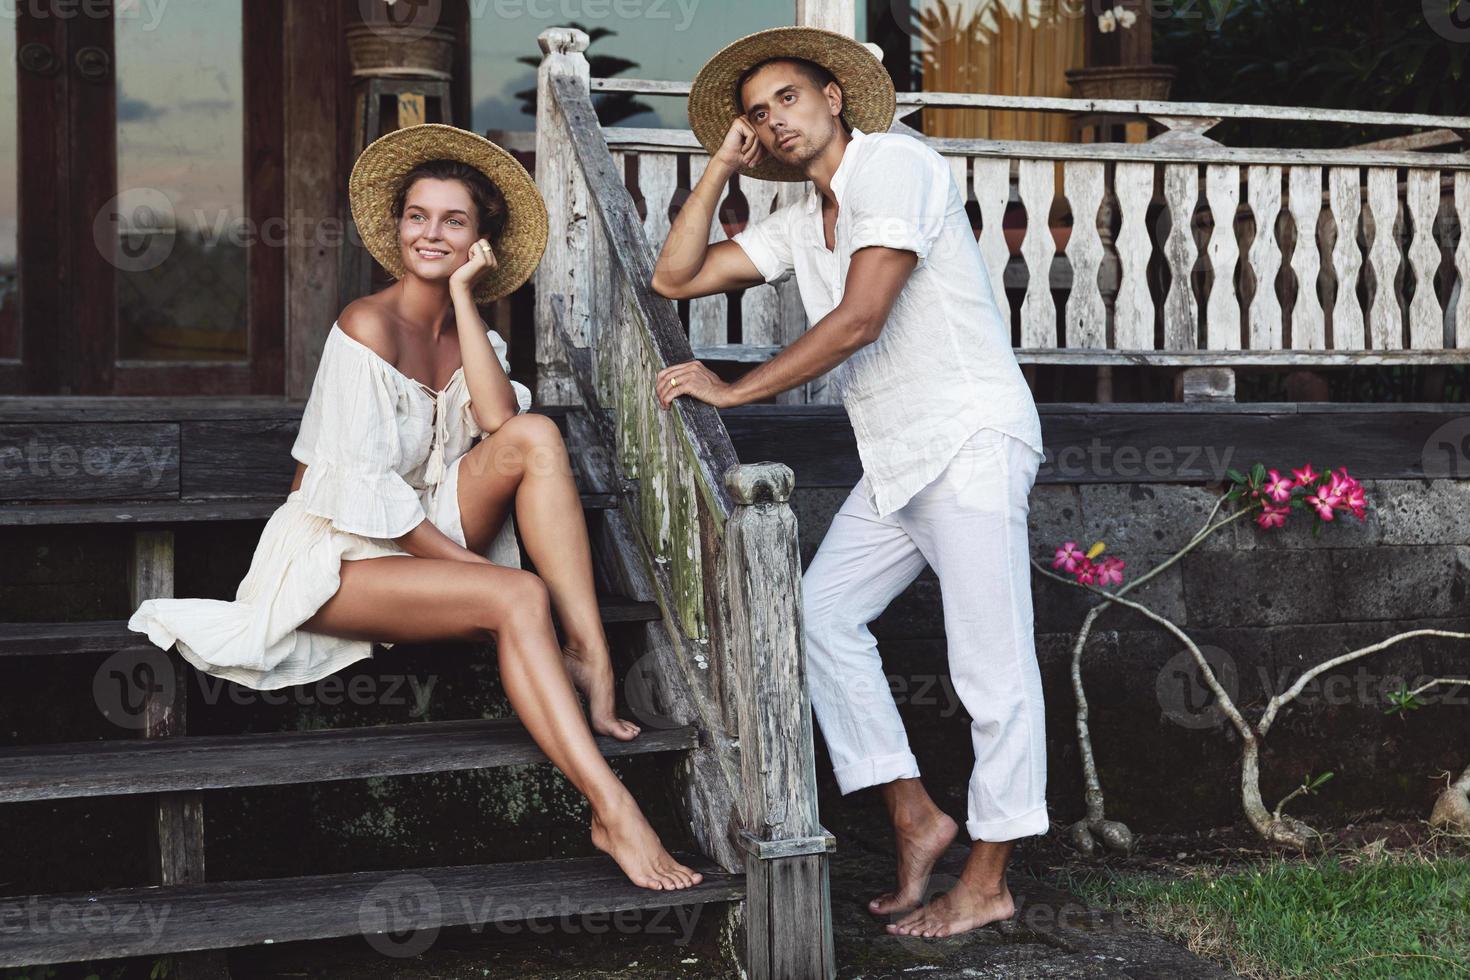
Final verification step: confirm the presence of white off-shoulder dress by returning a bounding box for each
[127,321,534,691]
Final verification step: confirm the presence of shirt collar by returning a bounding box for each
[804,126,867,213]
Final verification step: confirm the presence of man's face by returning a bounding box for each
[738,61,843,169]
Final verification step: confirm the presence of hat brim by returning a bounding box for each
[349,124,548,304]
[688,26,896,183]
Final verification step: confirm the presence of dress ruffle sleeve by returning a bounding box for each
[463,327,533,437]
[290,332,428,539]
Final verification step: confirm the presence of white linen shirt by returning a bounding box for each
[731,127,1044,517]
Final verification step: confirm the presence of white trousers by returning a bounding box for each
[802,425,1049,842]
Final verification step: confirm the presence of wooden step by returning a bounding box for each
[0,717,699,803]
[0,399,609,521]
[0,491,617,526]
[0,595,660,657]
[0,852,743,967]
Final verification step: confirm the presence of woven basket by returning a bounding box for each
[346,23,455,80]
[1065,65,1177,102]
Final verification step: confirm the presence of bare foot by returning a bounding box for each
[590,794,705,891]
[867,809,959,917]
[562,644,640,741]
[885,877,1016,938]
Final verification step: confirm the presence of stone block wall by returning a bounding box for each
[788,478,1470,835]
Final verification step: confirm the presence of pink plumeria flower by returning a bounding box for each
[1291,463,1319,486]
[1053,541,1086,573]
[1256,503,1290,529]
[1095,556,1126,586]
[1305,490,1339,520]
[1075,557,1098,585]
[1263,469,1294,503]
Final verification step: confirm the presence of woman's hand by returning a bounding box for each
[655,359,737,410]
[450,238,498,296]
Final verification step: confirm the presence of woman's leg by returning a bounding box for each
[301,554,702,890]
[456,413,637,740]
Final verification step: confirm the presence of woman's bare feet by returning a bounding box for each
[885,877,1016,938]
[590,792,705,891]
[867,808,959,917]
[562,643,641,740]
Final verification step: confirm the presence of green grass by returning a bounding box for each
[1057,854,1470,979]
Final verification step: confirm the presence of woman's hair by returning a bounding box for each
[391,159,507,241]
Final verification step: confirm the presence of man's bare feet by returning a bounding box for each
[562,643,641,740]
[867,808,959,916]
[885,877,1016,938]
[590,793,706,891]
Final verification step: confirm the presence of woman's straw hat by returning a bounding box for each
[688,26,896,182]
[349,123,548,303]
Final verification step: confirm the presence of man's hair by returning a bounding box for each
[734,56,848,129]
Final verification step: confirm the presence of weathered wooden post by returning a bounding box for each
[534,27,593,406]
[721,463,835,980]
[128,530,229,980]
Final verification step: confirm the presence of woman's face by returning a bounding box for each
[398,177,479,287]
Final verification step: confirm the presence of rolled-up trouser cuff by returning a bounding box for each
[831,750,921,795]
[967,805,1050,842]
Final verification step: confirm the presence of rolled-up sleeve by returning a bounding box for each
[732,201,799,284]
[289,335,427,539]
[843,138,952,268]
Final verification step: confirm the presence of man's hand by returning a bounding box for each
[655,359,736,410]
[716,117,765,173]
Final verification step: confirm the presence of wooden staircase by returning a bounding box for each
[0,397,757,974]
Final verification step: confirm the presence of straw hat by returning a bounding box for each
[688,26,896,183]
[349,123,548,304]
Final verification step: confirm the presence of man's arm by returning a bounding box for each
[655,245,917,408]
[651,119,769,300]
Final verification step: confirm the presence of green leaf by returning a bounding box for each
[1227,468,1248,485]
[1251,462,1267,487]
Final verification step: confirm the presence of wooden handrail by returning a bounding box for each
[542,32,836,973]
[549,72,738,522]
[597,125,1470,168]
[590,76,1470,132]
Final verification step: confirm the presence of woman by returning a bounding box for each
[129,124,703,892]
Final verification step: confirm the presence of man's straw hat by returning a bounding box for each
[349,123,548,303]
[688,26,896,182]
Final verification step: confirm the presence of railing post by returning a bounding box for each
[534,27,592,406]
[720,462,835,980]
[795,0,855,35]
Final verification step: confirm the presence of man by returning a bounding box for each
[648,26,1048,938]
